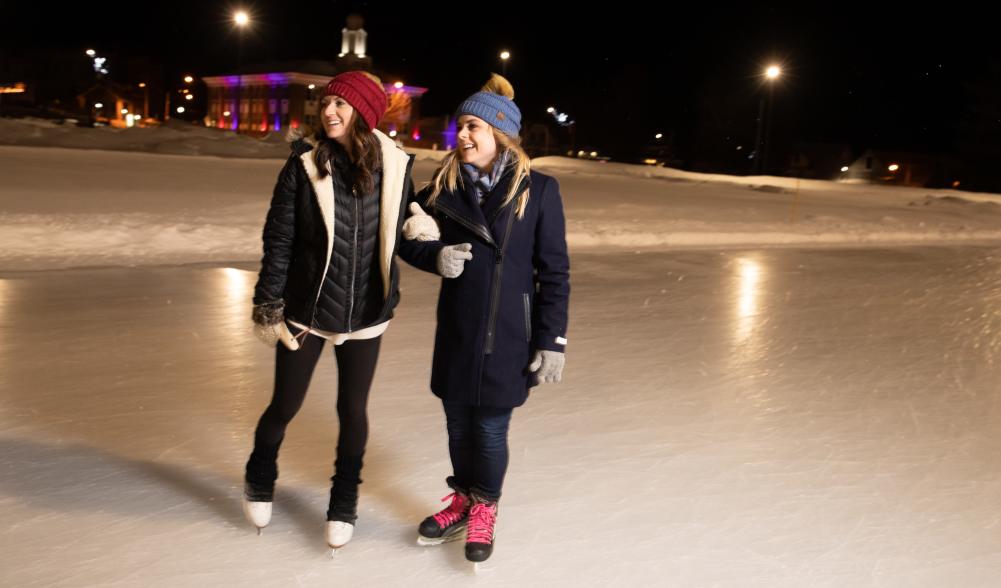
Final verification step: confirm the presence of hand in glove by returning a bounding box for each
[251,301,300,351]
[437,243,473,278]
[402,202,441,241]
[529,350,565,385]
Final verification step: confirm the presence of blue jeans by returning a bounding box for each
[442,402,514,500]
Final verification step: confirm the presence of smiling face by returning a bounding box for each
[320,94,355,145]
[456,114,498,171]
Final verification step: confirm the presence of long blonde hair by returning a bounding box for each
[426,129,531,219]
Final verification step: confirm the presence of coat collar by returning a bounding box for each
[434,167,530,246]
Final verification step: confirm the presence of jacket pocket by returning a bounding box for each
[523,293,532,343]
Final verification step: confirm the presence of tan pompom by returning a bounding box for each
[481,73,514,99]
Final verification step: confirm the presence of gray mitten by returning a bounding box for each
[529,350,565,384]
[437,243,473,278]
[403,202,441,241]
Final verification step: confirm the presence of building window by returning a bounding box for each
[281,99,289,115]
[268,99,277,114]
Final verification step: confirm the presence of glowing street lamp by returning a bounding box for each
[546,106,576,153]
[233,9,251,133]
[500,50,510,76]
[753,63,783,174]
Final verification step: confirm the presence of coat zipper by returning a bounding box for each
[483,200,519,355]
[523,293,532,343]
[347,186,359,332]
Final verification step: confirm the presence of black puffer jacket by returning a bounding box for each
[314,146,383,332]
[253,130,430,331]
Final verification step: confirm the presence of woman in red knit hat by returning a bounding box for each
[242,71,438,551]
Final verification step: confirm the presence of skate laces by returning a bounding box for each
[432,492,469,527]
[466,501,497,544]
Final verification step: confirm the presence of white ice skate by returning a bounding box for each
[242,498,272,534]
[326,520,355,553]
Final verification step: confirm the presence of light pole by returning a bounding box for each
[138,82,148,121]
[547,106,576,155]
[234,10,250,132]
[500,51,510,77]
[753,64,781,174]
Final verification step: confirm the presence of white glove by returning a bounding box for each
[437,243,473,278]
[403,202,441,241]
[251,302,300,350]
[529,350,565,384]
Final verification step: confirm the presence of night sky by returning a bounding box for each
[5,2,995,164]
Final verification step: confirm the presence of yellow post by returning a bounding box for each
[789,178,801,223]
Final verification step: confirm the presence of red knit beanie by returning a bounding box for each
[324,71,388,131]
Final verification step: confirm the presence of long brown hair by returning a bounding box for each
[313,100,382,195]
[426,128,531,218]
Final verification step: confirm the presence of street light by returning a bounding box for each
[233,9,251,132]
[500,51,510,76]
[546,105,576,154]
[753,63,782,174]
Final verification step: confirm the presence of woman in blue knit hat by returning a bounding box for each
[398,74,571,563]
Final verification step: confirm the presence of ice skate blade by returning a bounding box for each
[417,530,464,546]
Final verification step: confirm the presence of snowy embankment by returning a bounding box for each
[1,118,1000,271]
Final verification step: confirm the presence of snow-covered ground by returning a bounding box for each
[2,118,1000,271]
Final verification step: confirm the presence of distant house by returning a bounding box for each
[202,14,426,140]
[76,80,145,127]
[840,148,944,187]
[785,142,854,179]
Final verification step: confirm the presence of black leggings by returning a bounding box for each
[247,333,382,485]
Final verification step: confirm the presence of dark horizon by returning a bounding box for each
[5,2,998,180]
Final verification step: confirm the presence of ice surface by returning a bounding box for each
[2,247,1001,586]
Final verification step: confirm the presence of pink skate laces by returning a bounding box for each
[432,492,469,527]
[466,501,497,543]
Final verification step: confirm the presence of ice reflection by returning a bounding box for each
[732,256,765,353]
